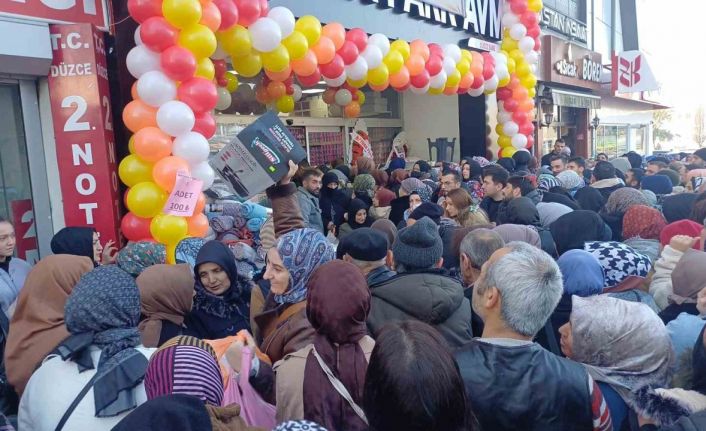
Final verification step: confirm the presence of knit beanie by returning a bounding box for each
[694,148,706,162]
[392,217,443,270]
[641,175,673,195]
[409,202,444,225]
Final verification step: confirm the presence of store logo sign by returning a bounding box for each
[1,0,109,29]
[619,54,641,87]
[540,6,587,44]
[613,51,659,93]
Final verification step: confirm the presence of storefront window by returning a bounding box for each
[633,126,646,154]
[617,126,628,155]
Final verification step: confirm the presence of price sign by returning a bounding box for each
[163,172,203,217]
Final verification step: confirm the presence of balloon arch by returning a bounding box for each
[119,0,543,256]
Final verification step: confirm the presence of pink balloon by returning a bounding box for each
[504,98,519,113]
[511,1,528,14]
[297,68,322,87]
[482,65,495,80]
[337,41,359,66]
[470,75,485,90]
[193,111,216,139]
[425,55,443,76]
[512,110,528,124]
[140,17,178,52]
[235,0,261,27]
[522,11,539,27]
[526,135,535,149]
[527,25,541,38]
[410,69,430,88]
[161,46,197,82]
[345,28,368,52]
[428,43,443,58]
[258,0,268,17]
[213,0,239,30]
[178,77,218,113]
[320,55,345,79]
[497,87,512,101]
[519,121,535,136]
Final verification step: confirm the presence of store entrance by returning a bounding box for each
[542,106,585,157]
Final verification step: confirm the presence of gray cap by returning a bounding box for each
[392,217,443,270]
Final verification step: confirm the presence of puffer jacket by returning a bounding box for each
[367,269,473,348]
[650,245,685,311]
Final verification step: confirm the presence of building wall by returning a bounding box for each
[402,93,460,161]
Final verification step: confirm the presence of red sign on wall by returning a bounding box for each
[47,23,121,247]
[0,0,109,30]
[10,200,39,265]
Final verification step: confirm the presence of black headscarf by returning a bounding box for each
[574,187,606,213]
[415,160,431,173]
[512,150,531,173]
[462,160,483,182]
[320,172,349,229]
[51,227,96,263]
[347,199,373,229]
[112,394,212,430]
[663,193,698,223]
[499,197,540,226]
[334,165,351,181]
[497,158,516,173]
[544,189,580,210]
[550,210,612,256]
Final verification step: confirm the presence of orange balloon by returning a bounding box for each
[459,72,474,90]
[267,81,287,99]
[311,36,335,65]
[153,156,190,191]
[470,61,483,78]
[509,76,521,90]
[322,22,345,50]
[199,1,221,32]
[389,67,410,88]
[123,99,158,133]
[194,192,206,214]
[470,51,484,66]
[265,65,292,82]
[133,127,173,162]
[369,82,389,92]
[410,40,430,61]
[513,86,529,101]
[406,54,425,76]
[344,101,361,118]
[291,50,318,76]
[519,99,535,113]
[444,85,459,95]
[322,88,336,105]
[256,85,272,104]
[131,82,138,99]
[187,213,209,237]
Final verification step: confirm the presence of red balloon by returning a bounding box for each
[395,83,411,92]
[297,69,322,87]
[522,11,539,27]
[504,98,519,112]
[425,55,443,76]
[178,77,218,113]
[337,41,359,66]
[320,55,345,79]
[497,87,512,101]
[213,59,227,80]
[527,25,541,38]
[534,37,542,51]
[213,0,239,30]
[161,46,197,82]
[482,65,495,80]
[121,212,152,241]
[283,75,294,87]
[235,0,261,27]
[526,135,535,149]
[217,77,228,87]
[519,122,535,136]
[512,110,528,124]
[286,85,294,96]
[428,43,443,58]
[511,1,528,14]
[410,69,430,88]
[140,17,178,52]
[259,0,269,16]
[127,0,161,23]
[470,75,484,89]
[193,111,216,138]
[482,52,495,66]
[345,28,368,52]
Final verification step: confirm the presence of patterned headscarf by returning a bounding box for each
[274,228,335,305]
[145,340,224,406]
[117,242,167,277]
[604,187,650,215]
[538,174,561,193]
[556,170,584,191]
[622,205,667,240]
[158,335,217,359]
[353,174,376,198]
[390,169,410,185]
[63,265,146,416]
[175,238,206,270]
[472,156,491,167]
[400,178,427,196]
[410,186,432,203]
[584,241,652,288]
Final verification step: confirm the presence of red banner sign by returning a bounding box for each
[10,200,39,265]
[0,0,109,30]
[47,23,121,246]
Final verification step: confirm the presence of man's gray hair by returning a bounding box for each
[459,229,505,269]
[484,241,563,337]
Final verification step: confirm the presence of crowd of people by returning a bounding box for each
[0,144,706,430]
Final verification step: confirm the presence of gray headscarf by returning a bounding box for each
[604,187,650,215]
[570,295,674,407]
[610,157,632,175]
[492,224,542,248]
[537,202,574,229]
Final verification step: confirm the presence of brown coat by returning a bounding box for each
[254,299,315,364]
[206,403,266,431]
[266,182,305,237]
[273,336,376,423]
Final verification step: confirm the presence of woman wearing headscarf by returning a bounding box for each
[18,266,154,430]
[352,174,376,207]
[116,242,167,278]
[137,264,194,348]
[662,193,698,223]
[184,241,251,340]
[460,160,485,203]
[536,201,573,229]
[497,157,515,173]
[556,170,585,196]
[371,187,395,220]
[50,226,112,265]
[399,177,431,202]
[274,261,372,429]
[5,255,94,396]
[550,210,612,256]
[622,205,668,263]
[659,247,706,324]
[370,169,389,191]
[601,187,651,241]
[492,224,541,248]
[338,199,374,239]
[319,171,349,235]
[175,238,206,270]
[559,295,674,430]
[411,160,431,178]
[354,157,375,176]
[388,168,409,196]
[497,197,557,257]
[574,186,606,213]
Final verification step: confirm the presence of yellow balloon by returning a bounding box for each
[357,91,366,105]
[506,57,517,74]
[499,76,511,87]
[225,72,239,92]
[501,38,518,53]
[516,62,531,77]
[446,69,461,87]
[195,57,215,80]
[528,0,543,13]
[162,0,202,29]
[383,50,404,74]
[528,87,537,98]
[150,214,189,245]
[347,77,367,88]
[495,124,504,136]
[119,154,154,187]
[294,16,322,46]
[166,242,178,265]
[390,39,410,61]
[461,49,472,62]
[521,74,537,89]
[367,64,389,86]
[127,182,166,218]
[282,31,309,60]
[178,23,217,59]
[128,136,136,154]
[500,147,517,158]
[233,53,262,78]
[509,49,524,64]
[428,86,443,95]
[276,95,295,113]
[218,25,251,58]
[498,135,512,148]
[262,45,291,73]
[456,58,471,76]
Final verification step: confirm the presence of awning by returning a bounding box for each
[551,88,602,109]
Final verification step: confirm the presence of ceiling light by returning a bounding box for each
[302,89,325,94]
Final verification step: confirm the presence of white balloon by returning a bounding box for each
[467,86,485,97]
[512,134,528,149]
[509,23,527,41]
[524,51,540,65]
[325,72,347,87]
[492,51,508,64]
[335,89,353,106]
[498,111,512,124]
[410,83,430,94]
[126,45,161,79]
[157,101,195,137]
[268,7,295,38]
[361,45,383,69]
[368,33,390,57]
[249,17,282,53]
[292,84,302,102]
[191,161,215,190]
[216,87,232,111]
[443,44,462,63]
[442,56,457,76]
[519,36,536,54]
[172,131,210,164]
[137,71,177,108]
[345,56,369,81]
[429,71,447,89]
[211,42,228,60]
[134,25,143,46]
[502,121,519,136]
[501,12,519,27]
[497,69,510,81]
[484,76,499,92]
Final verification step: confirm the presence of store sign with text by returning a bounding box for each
[47,23,121,246]
[10,200,38,265]
[0,0,109,30]
[364,0,502,40]
[543,35,602,91]
[540,6,587,44]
